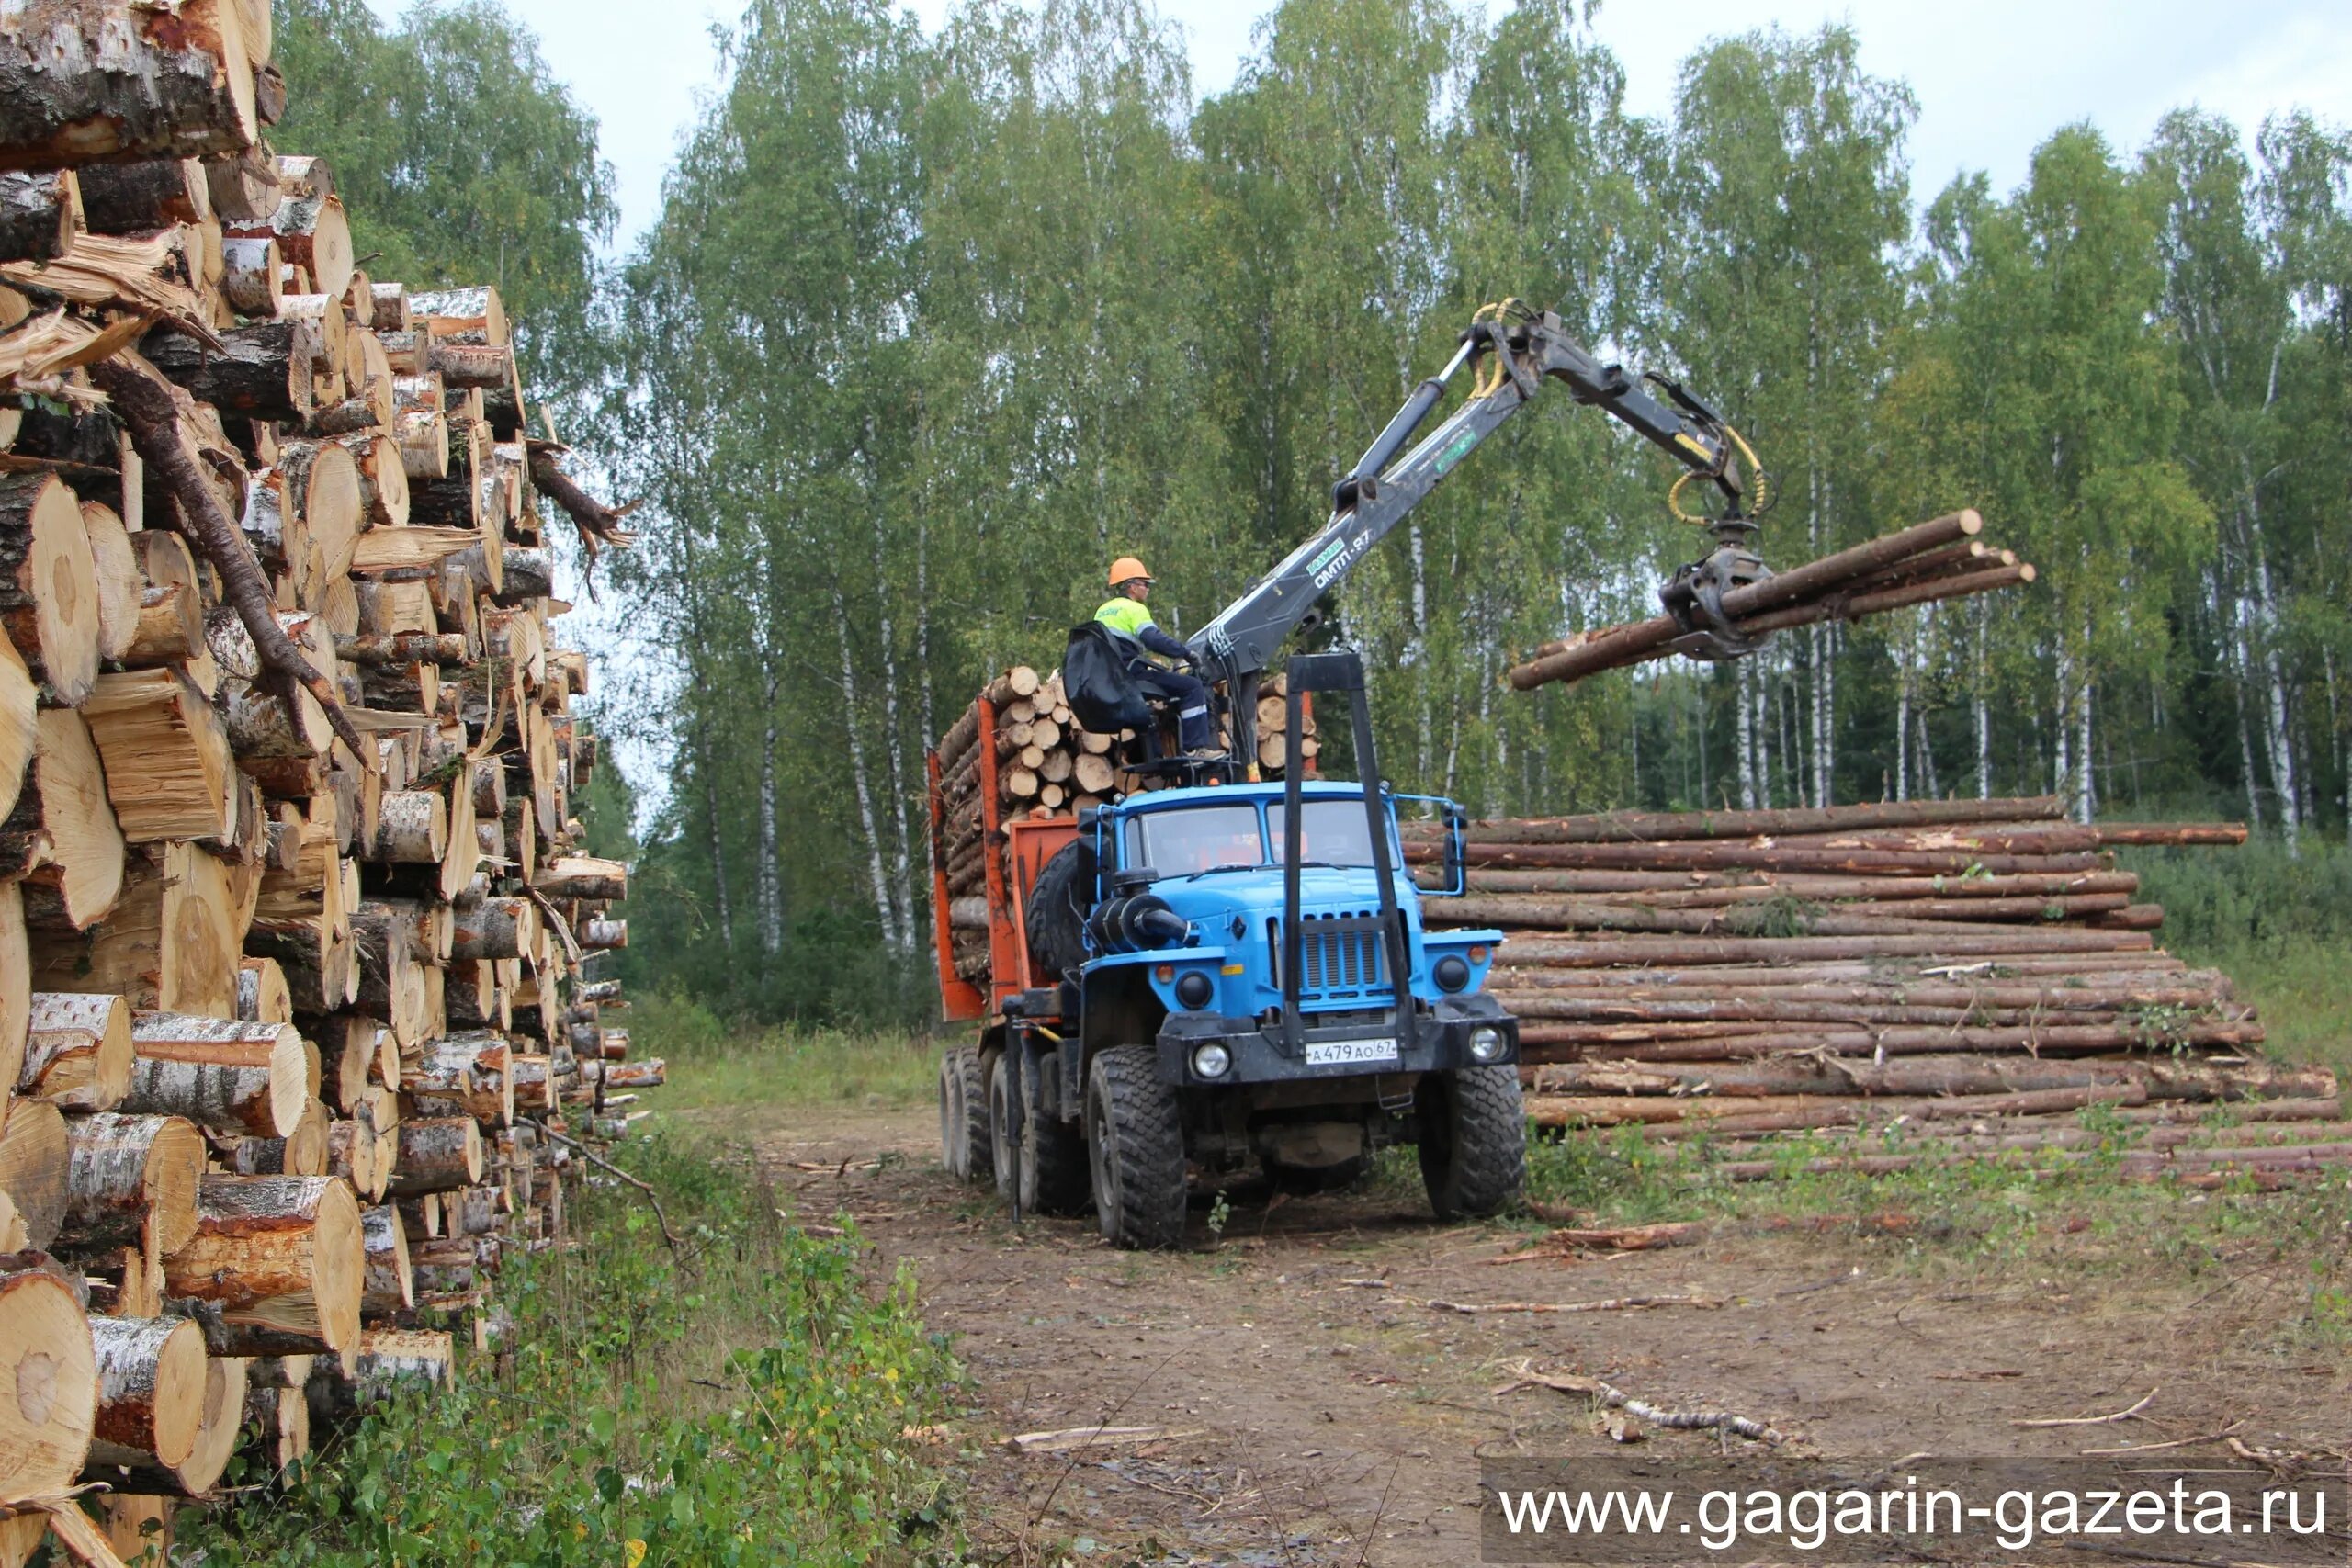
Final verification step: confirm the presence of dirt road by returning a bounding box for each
[751,1107,2347,1565]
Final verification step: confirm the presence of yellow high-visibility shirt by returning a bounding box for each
[1094,597,1155,638]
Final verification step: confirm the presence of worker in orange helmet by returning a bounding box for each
[1095,557,1221,758]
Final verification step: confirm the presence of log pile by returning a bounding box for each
[0,13,650,1557]
[1413,796,2345,1170]
[1508,511,2032,692]
[932,663,1319,984]
[933,665,1110,984]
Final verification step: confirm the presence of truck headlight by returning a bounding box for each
[1192,1043,1232,1079]
[1467,1026,1505,1063]
[1432,955,1470,993]
[1174,971,1215,1010]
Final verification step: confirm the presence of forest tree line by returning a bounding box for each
[280,0,2352,1021]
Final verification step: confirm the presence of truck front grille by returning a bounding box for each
[1271,913,1388,1007]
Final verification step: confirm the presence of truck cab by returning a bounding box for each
[1084,782,1515,1094]
[933,653,1526,1248]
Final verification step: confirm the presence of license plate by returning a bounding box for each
[1304,1036,1401,1066]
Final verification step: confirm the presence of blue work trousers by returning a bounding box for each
[1131,664,1215,750]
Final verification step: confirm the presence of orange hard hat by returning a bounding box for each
[1109,556,1151,588]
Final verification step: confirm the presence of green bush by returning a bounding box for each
[2121,837,2352,953]
[181,1129,960,1566]
[2120,837,2352,1065]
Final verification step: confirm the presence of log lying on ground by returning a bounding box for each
[1410,795,2069,845]
[0,1262,98,1496]
[122,1014,308,1138]
[0,1096,69,1248]
[2,708,127,930]
[84,1314,208,1483]
[0,167,77,262]
[1523,1054,2323,1103]
[0,471,102,705]
[162,1175,362,1354]
[0,635,35,828]
[62,1111,203,1255]
[0,0,258,168]
[19,990,134,1111]
[360,1203,412,1318]
[388,1118,481,1196]
[306,1328,449,1427]
[130,1349,245,1499]
[1479,931,2153,967]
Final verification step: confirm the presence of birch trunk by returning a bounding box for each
[1735,657,1758,810]
[831,582,900,952]
[869,500,914,955]
[2248,508,2299,855]
[2233,604,2264,831]
[755,662,780,956]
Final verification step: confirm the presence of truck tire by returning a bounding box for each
[940,1045,989,1184]
[1084,1045,1187,1249]
[1417,1066,1526,1222]
[1021,1054,1091,1215]
[987,1053,1018,1201]
[938,1053,966,1178]
[1026,839,1095,978]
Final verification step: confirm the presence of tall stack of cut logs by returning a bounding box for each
[1413,797,2349,1179]
[933,665,1316,981]
[0,6,648,1562]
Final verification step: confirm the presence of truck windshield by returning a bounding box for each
[1125,804,1265,875]
[1267,799,1394,868]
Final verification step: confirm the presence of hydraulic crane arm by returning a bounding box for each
[1186,304,1761,697]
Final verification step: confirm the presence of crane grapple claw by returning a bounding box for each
[1658,529,1773,661]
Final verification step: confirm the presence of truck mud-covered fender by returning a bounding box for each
[1078,953,1168,1071]
[1026,839,1096,977]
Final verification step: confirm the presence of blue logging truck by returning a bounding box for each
[926,304,1767,1247]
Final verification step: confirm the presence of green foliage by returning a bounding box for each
[594,0,2352,1023]
[271,0,616,394]
[1520,1120,2352,1344]
[636,992,942,1133]
[2121,840,2352,1066]
[179,1128,959,1565]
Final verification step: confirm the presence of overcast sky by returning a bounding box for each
[363,0,2352,254]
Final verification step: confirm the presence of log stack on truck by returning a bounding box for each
[0,6,648,1557]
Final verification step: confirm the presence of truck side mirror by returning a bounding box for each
[1442,803,1468,896]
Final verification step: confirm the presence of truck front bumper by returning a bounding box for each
[1153,995,1519,1088]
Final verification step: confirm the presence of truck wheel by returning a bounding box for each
[1084,1045,1187,1249]
[1025,840,1096,978]
[938,1054,966,1178]
[940,1045,989,1184]
[1021,1065,1091,1217]
[986,1053,1018,1201]
[1417,1066,1526,1222]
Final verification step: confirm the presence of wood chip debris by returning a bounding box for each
[1003,1425,1204,1456]
[1496,1361,1784,1444]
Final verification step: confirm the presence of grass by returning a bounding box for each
[1487,1115,2352,1349]
[180,1124,966,1567]
[632,993,944,1134]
